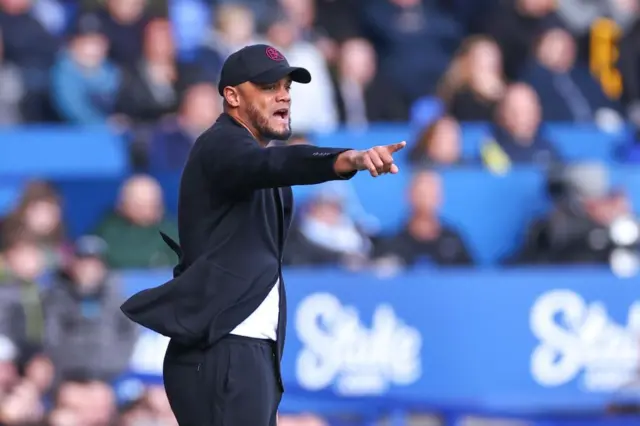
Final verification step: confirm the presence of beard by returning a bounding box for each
[247,103,292,141]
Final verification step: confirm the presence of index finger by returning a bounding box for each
[385,141,406,153]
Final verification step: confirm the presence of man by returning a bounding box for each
[120,44,405,426]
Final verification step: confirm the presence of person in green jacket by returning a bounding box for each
[94,174,178,269]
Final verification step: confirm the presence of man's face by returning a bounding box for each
[427,118,461,164]
[4,241,44,281]
[409,172,443,214]
[0,0,31,15]
[538,29,575,73]
[499,85,541,142]
[107,0,145,24]
[120,177,163,226]
[236,77,292,141]
[340,39,376,85]
[71,34,108,68]
[71,257,106,293]
[181,84,221,132]
[144,19,174,62]
[518,0,555,16]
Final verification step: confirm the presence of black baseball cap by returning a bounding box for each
[70,13,105,38]
[218,44,312,96]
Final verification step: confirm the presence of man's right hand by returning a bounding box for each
[335,142,406,177]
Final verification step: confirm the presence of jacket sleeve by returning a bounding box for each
[199,131,357,192]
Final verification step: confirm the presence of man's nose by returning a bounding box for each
[276,88,291,103]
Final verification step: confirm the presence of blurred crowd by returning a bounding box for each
[2,0,640,424]
[2,0,640,166]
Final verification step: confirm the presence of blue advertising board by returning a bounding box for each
[121,267,640,420]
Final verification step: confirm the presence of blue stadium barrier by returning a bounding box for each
[0,125,129,178]
[1,123,638,263]
[121,267,640,425]
[0,178,24,216]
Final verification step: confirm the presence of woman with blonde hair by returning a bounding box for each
[437,35,507,121]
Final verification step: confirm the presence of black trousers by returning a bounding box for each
[163,335,282,426]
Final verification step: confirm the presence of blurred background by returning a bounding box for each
[2,0,640,425]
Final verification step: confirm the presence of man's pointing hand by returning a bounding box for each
[335,141,407,177]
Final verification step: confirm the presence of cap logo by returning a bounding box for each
[266,47,285,62]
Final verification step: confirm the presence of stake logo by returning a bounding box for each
[530,290,640,392]
[295,293,422,396]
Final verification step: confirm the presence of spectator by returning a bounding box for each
[0,0,59,122]
[194,3,261,83]
[23,353,54,396]
[480,83,561,175]
[94,175,178,269]
[482,0,559,79]
[278,0,347,64]
[97,0,150,69]
[374,170,473,268]
[50,14,121,125]
[119,385,178,426]
[116,18,181,123]
[0,229,45,371]
[211,3,260,52]
[361,0,463,103]
[284,187,373,269]
[521,27,622,123]
[1,180,70,271]
[0,28,24,125]
[42,235,137,385]
[438,35,506,122]
[279,0,318,41]
[512,163,638,266]
[481,0,559,80]
[408,115,463,167]
[148,82,221,173]
[214,0,277,28]
[49,378,117,426]
[263,14,338,133]
[333,38,408,128]
[0,378,44,425]
[314,0,363,62]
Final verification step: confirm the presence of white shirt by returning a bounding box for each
[229,278,279,341]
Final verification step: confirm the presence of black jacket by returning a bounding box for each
[120,113,354,366]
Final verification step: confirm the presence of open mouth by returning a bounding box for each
[273,109,289,120]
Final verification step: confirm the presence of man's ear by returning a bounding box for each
[223,87,240,108]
